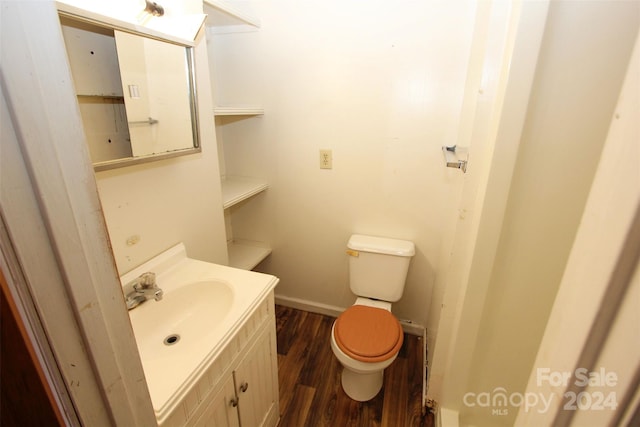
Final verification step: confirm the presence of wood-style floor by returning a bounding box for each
[275,305,434,427]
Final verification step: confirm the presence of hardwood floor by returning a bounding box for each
[275,305,434,427]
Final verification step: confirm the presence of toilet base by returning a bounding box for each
[340,367,384,402]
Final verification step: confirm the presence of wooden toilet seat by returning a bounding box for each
[334,305,404,363]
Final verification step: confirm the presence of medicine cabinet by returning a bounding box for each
[58,9,202,171]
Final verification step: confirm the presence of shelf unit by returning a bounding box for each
[206,0,270,271]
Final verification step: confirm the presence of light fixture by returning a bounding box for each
[144,0,164,17]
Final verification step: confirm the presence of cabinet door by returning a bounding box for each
[234,325,279,427]
[193,376,240,427]
[60,19,124,96]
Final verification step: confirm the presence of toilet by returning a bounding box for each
[330,234,415,401]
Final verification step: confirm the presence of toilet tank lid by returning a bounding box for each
[348,234,415,257]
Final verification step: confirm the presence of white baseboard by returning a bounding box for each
[274,294,344,317]
[274,294,425,336]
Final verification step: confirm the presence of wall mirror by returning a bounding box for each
[59,14,201,171]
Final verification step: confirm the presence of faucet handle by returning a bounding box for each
[138,272,156,288]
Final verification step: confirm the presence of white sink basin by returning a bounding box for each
[120,243,278,419]
[128,280,234,361]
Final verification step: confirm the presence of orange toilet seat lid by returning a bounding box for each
[334,305,403,363]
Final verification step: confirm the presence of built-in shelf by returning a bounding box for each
[221,176,268,209]
[214,106,264,116]
[227,239,272,270]
[208,2,268,272]
[203,0,260,28]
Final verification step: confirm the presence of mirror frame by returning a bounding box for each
[58,8,202,172]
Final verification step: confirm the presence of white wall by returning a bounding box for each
[459,2,639,426]
[210,0,477,326]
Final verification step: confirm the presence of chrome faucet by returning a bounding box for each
[124,272,163,310]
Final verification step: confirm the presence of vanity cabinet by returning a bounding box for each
[194,377,239,427]
[194,323,278,427]
[203,0,272,270]
[233,322,278,426]
[161,291,279,427]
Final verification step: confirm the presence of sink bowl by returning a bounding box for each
[128,280,234,361]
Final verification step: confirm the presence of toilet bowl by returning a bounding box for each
[330,299,404,401]
[330,235,415,401]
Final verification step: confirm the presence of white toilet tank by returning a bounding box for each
[347,234,415,302]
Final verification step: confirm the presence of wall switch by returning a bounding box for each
[319,149,332,169]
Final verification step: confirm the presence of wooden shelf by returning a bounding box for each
[221,176,268,209]
[214,106,264,116]
[203,0,260,28]
[227,240,271,270]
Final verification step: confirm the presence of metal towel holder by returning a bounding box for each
[128,117,159,125]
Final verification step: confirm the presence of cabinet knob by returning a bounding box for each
[229,397,239,407]
[239,382,249,393]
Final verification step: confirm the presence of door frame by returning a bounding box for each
[426,0,550,411]
[1,1,156,425]
[515,30,640,426]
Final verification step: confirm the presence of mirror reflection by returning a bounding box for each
[59,16,200,170]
